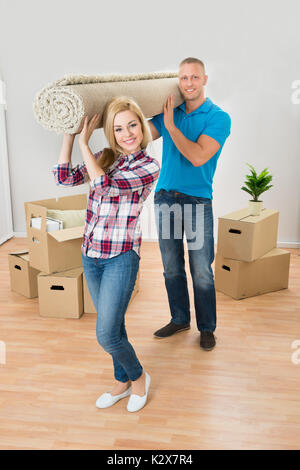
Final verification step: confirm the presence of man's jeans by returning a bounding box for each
[154,189,217,332]
[82,250,142,383]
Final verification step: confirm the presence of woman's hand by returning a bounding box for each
[78,113,101,148]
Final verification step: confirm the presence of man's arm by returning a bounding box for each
[166,127,220,167]
[163,95,230,167]
[168,126,221,166]
[148,121,161,141]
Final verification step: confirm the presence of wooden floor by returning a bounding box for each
[0,238,300,450]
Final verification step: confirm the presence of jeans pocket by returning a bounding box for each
[130,249,140,264]
[190,196,212,206]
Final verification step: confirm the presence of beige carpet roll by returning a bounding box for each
[33,72,183,134]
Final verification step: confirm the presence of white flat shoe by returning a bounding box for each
[127,372,151,413]
[96,387,131,409]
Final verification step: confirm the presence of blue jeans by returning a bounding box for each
[154,189,216,332]
[82,250,142,383]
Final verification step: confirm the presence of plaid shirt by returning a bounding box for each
[52,149,160,259]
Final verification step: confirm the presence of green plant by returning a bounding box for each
[241,163,273,202]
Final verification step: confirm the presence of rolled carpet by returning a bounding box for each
[33,72,183,134]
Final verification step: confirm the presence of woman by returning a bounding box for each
[52,97,160,412]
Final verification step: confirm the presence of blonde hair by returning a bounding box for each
[179,57,205,73]
[97,96,152,173]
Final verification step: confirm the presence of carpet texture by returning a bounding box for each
[33,72,183,134]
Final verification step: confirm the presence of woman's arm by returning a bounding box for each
[79,143,105,181]
[58,134,75,164]
[77,114,105,181]
[52,133,90,186]
[90,157,160,198]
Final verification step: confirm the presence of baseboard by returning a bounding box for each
[13,232,159,240]
[12,232,300,249]
[0,233,14,245]
[144,239,300,248]
[13,232,27,238]
[277,241,300,249]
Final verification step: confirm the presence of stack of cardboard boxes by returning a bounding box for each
[8,194,139,317]
[215,207,290,300]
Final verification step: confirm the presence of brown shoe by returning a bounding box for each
[154,321,190,338]
[200,331,216,350]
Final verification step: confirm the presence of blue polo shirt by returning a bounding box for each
[150,97,231,199]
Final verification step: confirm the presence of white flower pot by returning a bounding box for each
[248,200,263,216]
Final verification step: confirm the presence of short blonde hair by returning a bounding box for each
[97,96,152,172]
[179,57,205,73]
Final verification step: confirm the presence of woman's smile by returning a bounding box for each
[114,110,143,153]
[123,137,136,144]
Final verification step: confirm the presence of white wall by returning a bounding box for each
[0,77,13,244]
[0,0,299,245]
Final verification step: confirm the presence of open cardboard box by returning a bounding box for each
[217,207,279,262]
[215,248,290,300]
[25,194,87,274]
[8,250,40,298]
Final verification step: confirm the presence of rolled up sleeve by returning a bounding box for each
[52,150,102,186]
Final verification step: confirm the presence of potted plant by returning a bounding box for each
[241,163,273,216]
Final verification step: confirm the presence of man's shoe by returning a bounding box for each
[200,331,216,350]
[154,321,190,338]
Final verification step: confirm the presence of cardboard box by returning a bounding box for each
[31,217,63,232]
[83,270,140,314]
[38,267,83,318]
[25,194,87,274]
[217,208,279,262]
[8,251,40,298]
[215,248,290,300]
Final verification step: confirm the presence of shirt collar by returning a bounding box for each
[118,148,146,162]
[107,148,146,174]
[178,97,213,115]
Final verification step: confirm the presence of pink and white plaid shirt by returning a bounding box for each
[52,149,160,259]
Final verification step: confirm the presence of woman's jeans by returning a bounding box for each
[154,189,217,332]
[82,250,142,383]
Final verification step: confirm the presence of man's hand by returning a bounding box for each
[163,95,176,132]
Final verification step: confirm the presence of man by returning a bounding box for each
[148,57,231,350]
